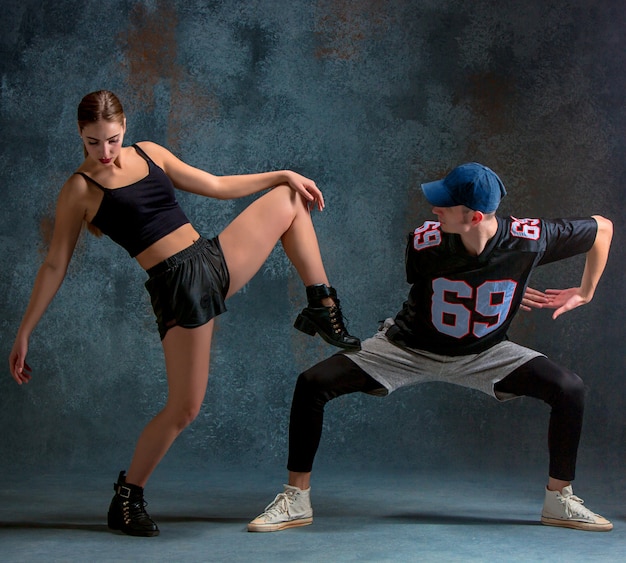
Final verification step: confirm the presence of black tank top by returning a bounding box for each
[76,144,190,257]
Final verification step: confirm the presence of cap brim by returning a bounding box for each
[421,180,457,207]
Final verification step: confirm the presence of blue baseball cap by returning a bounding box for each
[421,162,507,213]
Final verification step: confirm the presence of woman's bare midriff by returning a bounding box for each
[135,223,202,271]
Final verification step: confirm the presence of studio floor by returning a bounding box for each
[0,466,624,562]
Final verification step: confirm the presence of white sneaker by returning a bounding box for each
[248,485,313,532]
[541,485,613,531]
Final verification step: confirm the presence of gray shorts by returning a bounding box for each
[342,319,544,401]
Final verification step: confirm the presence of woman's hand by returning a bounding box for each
[9,336,32,385]
[283,171,325,212]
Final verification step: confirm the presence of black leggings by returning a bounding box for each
[287,354,584,481]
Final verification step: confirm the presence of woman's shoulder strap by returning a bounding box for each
[74,171,107,191]
[132,143,154,164]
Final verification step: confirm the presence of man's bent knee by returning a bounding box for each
[296,354,377,403]
[558,370,585,406]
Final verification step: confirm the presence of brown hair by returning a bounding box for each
[78,91,126,237]
[77,90,125,133]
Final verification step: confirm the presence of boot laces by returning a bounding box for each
[124,497,152,522]
[329,302,349,335]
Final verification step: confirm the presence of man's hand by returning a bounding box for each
[542,288,588,319]
[520,287,553,312]
[520,287,588,319]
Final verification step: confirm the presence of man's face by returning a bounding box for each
[431,205,475,234]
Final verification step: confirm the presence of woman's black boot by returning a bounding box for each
[107,471,160,537]
[294,284,361,350]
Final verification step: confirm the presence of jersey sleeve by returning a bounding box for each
[405,231,418,284]
[538,217,598,265]
[405,221,443,284]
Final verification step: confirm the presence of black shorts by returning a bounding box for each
[145,237,230,339]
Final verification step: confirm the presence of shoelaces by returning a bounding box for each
[329,304,350,335]
[125,498,151,520]
[561,494,597,520]
[263,492,294,517]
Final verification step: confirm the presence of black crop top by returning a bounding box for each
[76,144,190,257]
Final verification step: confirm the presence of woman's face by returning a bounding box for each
[79,119,126,166]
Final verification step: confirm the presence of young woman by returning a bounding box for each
[8,90,360,537]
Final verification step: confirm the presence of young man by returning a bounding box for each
[248,162,614,533]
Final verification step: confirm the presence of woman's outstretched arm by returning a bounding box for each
[9,176,86,384]
[136,141,325,211]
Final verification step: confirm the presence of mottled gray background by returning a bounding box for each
[1,0,623,482]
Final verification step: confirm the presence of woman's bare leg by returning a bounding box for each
[125,322,214,487]
[218,184,359,349]
[219,184,329,297]
[124,185,347,488]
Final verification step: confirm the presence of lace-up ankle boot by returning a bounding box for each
[294,284,360,350]
[107,471,160,537]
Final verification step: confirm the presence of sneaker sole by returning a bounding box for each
[541,516,613,532]
[248,517,313,533]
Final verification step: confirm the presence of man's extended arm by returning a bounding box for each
[521,216,613,319]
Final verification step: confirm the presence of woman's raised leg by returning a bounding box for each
[219,185,325,295]
[218,185,359,349]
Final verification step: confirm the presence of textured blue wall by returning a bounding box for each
[1,0,624,478]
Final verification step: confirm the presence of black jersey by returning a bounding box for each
[389,216,598,356]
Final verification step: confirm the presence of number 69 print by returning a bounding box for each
[431,278,518,338]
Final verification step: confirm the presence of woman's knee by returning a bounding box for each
[164,401,203,431]
[271,183,306,214]
[268,183,294,203]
